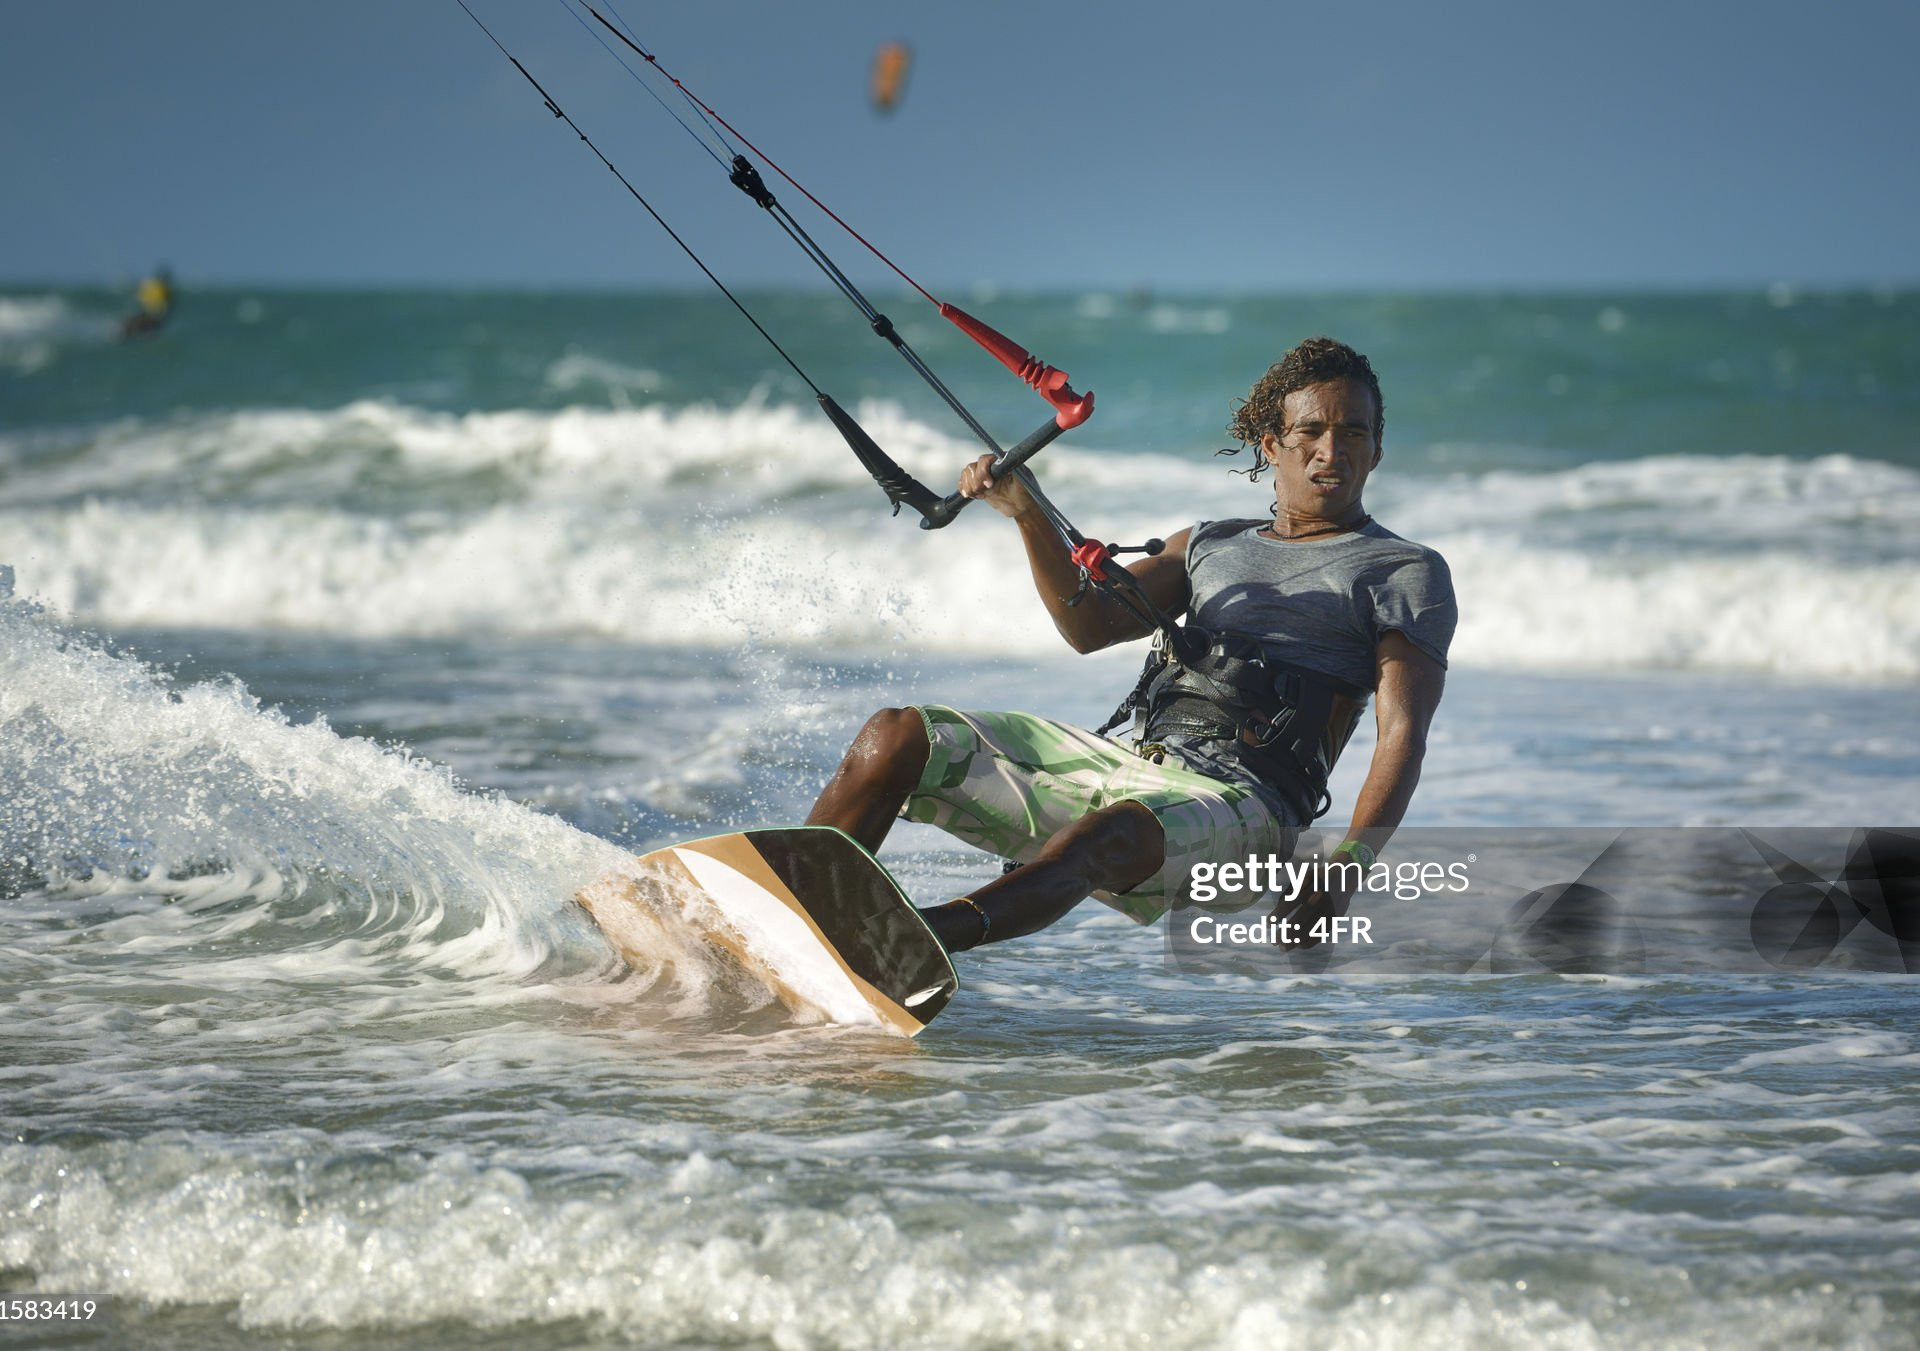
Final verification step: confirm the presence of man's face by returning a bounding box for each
[1259,378,1382,519]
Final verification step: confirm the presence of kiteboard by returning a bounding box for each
[578,826,958,1036]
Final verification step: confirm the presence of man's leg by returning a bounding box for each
[810,705,1224,953]
[806,708,1167,952]
[804,707,929,853]
[923,801,1164,952]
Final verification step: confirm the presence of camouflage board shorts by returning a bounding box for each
[899,705,1298,924]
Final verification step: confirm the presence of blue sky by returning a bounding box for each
[3,0,1916,291]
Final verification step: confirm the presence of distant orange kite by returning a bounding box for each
[870,41,911,113]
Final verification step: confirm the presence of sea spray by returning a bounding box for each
[0,587,623,986]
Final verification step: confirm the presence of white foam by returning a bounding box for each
[0,294,73,341]
[1388,452,1920,556]
[1146,302,1233,334]
[543,351,666,403]
[0,1133,1899,1347]
[0,292,123,371]
[0,591,624,983]
[4,401,1916,678]
[1441,534,1920,679]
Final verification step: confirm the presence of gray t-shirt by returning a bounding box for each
[1149,518,1457,820]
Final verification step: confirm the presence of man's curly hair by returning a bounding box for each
[1223,337,1384,481]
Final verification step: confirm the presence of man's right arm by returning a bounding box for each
[957,453,1189,653]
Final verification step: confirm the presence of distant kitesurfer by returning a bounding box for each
[807,338,1456,953]
[119,265,174,339]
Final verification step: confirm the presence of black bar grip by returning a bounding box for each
[818,393,946,520]
[917,415,1068,530]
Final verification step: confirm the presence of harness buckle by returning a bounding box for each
[1241,716,1281,748]
[1240,703,1297,748]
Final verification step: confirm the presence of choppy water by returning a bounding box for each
[2,284,1917,1348]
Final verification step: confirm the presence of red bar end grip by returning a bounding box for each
[940,303,1095,430]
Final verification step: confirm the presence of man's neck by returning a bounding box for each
[1266,504,1368,540]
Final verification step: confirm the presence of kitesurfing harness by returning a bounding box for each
[1101,626,1367,823]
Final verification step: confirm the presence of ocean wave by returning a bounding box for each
[1388,452,1918,562]
[543,351,668,402]
[0,587,968,1038]
[3,400,1916,679]
[1443,536,1920,678]
[9,396,1917,534]
[0,294,112,373]
[0,294,84,342]
[0,1132,1897,1347]
[0,587,622,979]
[0,398,975,511]
[6,497,1914,679]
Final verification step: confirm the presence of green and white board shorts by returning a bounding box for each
[899,705,1299,925]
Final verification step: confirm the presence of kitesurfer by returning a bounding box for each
[806,337,1455,952]
[119,265,174,339]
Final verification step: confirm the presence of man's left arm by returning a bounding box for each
[1341,629,1448,849]
[1274,630,1447,944]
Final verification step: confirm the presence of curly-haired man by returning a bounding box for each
[807,337,1456,952]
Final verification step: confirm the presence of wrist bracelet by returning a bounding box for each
[951,895,992,942]
[1331,839,1377,869]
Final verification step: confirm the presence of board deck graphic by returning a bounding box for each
[579,826,959,1035]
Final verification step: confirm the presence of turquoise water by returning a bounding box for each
[2,284,1917,1348]
[9,286,1918,466]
